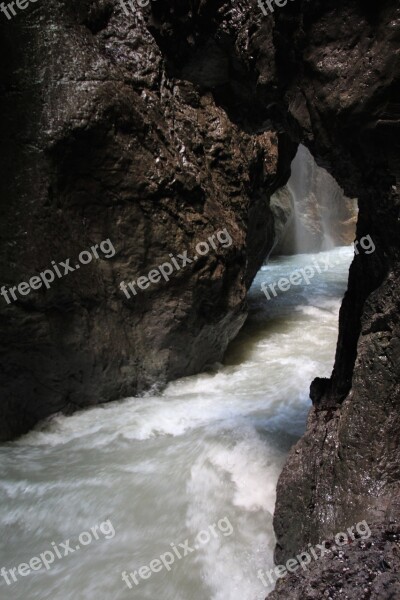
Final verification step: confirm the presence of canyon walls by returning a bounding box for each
[140,4,400,577]
[0,1,399,596]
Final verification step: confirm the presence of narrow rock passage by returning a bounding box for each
[0,247,353,600]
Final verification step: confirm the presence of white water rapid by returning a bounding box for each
[0,246,354,600]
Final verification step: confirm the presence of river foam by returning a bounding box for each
[0,246,353,600]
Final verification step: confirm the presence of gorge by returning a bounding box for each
[0,243,353,600]
[0,1,399,599]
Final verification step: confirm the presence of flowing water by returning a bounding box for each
[0,246,354,600]
[286,145,346,253]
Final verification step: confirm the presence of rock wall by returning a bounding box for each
[269,1,400,574]
[0,0,294,441]
[268,520,400,600]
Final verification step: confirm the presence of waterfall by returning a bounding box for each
[271,145,357,255]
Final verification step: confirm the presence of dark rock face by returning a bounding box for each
[270,3,400,578]
[268,520,400,600]
[0,0,293,440]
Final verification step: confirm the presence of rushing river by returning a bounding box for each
[0,246,353,600]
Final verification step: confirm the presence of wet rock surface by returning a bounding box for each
[0,0,291,440]
[268,4,400,581]
[268,520,400,600]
